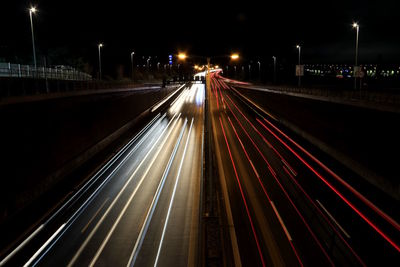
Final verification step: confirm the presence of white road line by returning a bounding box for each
[48,113,162,224]
[0,225,44,266]
[0,114,163,266]
[89,117,186,267]
[154,118,194,266]
[281,159,297,177]
[23,223,66,267]
[270,201,292,241]
[316,200,351,239]
[212,118,242,267]
[151,84,185,112]
[67,113,180,267]
[169,86,188,107]
[126,118,188,267]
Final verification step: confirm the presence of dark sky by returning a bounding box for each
[1,0,400,67]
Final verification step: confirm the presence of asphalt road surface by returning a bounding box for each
[2,73,399,266]
[1,83,204,266]
[209,71,399,266]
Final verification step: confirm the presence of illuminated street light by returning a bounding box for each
[178,53,187,60]
[146,56,151,71]
[297,45,301,87]
[130,51,135,81]
[353,22,360,89]
[29,7,38,68]
[272,56,277,84]
[231,54,239,60]
[98,43,103,80]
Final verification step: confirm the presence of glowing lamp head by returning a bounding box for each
[231,54,239,60]
[30,7,37,13]
[178,53,187,60]
[296,45,300,49]
[353,22,359,28]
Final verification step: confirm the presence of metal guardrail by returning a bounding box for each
[0,62,92,81]
[242,84,400,106]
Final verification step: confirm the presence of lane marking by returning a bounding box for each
[4,114,165,267]
[281,165,365,265]
[126,118,188,267]
[68,113,180,267]
[0,114,163,266]
[154,118,194,266]
[170,86,188,107]
[316,200,351,239]
[81,198,109,233]
[48,113,163,223]
[210,90,242,267]
[257,118,400,253]
[281,159,297,177]
[226,115,303,266]
[0,225,44,266]
[23,224,66,267]
[152,84,185,112]
[219,116,266,267]
[270,201,292,241]
[261,115,400,232]
[88,116,185,267]
[223,94,334,265]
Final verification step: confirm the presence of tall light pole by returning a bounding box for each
[257,61,261,81]
[98,43,103,80]
[353,22,360,89]
[248,64,251,80]
[147,56,151,70]
[296,45,301,87]
[130,51,135,81]
[29,7,37,68]
[272,56,277,84]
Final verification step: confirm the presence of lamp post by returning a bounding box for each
[130,51,135,81]
[257,61,261,81]
[147,57,151,71]
[29,7,37,69]
[296,45,301,87]
[353,22,360,89]
[98,43,103,80]
[272,56,277,84]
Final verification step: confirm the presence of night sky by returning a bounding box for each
[1,0,400,69]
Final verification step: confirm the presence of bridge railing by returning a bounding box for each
[0,62,92,81]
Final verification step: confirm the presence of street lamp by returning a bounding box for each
[248,64,251,80]
[130,51,135,81]
[29,7,37,68]
[147,56,151,70]
[257,61,261,81]
[272,56,277,84]
[353,22,360,89]
[296,45,301,87]
[178,53,187,60]
[98,43,103,80]
[231,53,239,60]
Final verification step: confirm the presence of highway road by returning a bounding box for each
[1,83,205,266]
[209,71,399,266]
[1,71,399,266]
